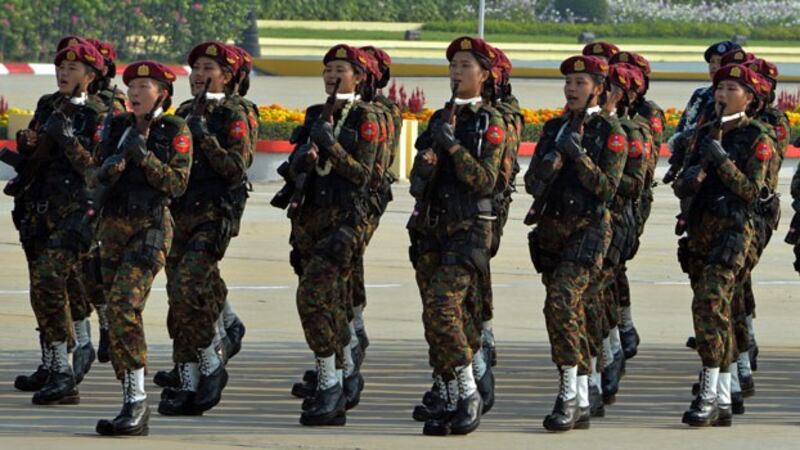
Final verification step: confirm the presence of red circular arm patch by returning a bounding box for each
[629,140,643,158]
[229,120,247,139]
[607,133,626,153]
[755,141,772,161]
[486,124,505,145]
[650,116,663,134]
[173,134,191,154]
[360,121,378,142]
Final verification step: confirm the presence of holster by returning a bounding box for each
[528,227,558,274]
[708,230,745,269]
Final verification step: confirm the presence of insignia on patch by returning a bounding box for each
[717,43,727,53]
[776,125,787,141]
[593,44,602,54]
[629,140,643,158]
[730,66,741,78]
[650,116,663,134]
[173,134,191,154]
[755,141,772,161]
[336,48,347,58]
[137,64,150,77]
[620,53,629,62]
[226,57,236,65]
[460,39,472,50]
[607,133,626,153]
[486,124,505,145]
[206,45,218,56]
[66,51,76,61]
[229,120,247,139]
[85,54,95,62]
[360,121,378,142]
[574,60,585,72]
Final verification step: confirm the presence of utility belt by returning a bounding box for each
[104,190,169,218]
[695,192,751,232]
[550,187,604,222]
[173,180,235,215]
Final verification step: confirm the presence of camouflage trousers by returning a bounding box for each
[100,209,172,379]
[412,220,490,374]
[166,206,229,363]
[686,212,753,368]
[292,207,362,363]
[582,266,613,361]
[68,246,106,322]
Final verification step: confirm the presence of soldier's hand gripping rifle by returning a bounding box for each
[407,82,459,228]
[523,94,593,225]
[2,85,82,197]
[285,77,341,219]
[673,102,725,235]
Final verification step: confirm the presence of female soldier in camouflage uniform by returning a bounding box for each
[408,36,505,436]
[673,63,772,427]
[92,60,191,436]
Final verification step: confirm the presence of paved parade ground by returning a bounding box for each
[0,171,798,449]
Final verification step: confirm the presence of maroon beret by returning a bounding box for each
[720,49,755,68]
[582,42,620,60]
[188,41,242,73]
[57,35,89,53]
[86,38,117,63]
[560,55,609,77]
[54,44,105,72]
[713,64,761,94]
[122,60,177,86]
[747,58,779,81]
[446,36,498,70]
[609,51,651,75]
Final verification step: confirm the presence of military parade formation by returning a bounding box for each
[3,32,800,437]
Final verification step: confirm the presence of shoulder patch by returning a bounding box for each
[755,141,772,161]
[607,133,627,154]
[486,124,505,146]
[629,140,643,158]
[649,116,663,134]
[775,124,787,142]
[173,134,191,154]
[360,121,379,142]
[229,119,247,139]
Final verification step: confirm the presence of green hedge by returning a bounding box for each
[1,0,250,62]
[423,19,799,41]
[259,0,476,22]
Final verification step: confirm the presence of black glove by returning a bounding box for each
[415,130,434,151]
[187,115,210,140]
[120,129,149,164]
[310,120,336,150]
[701,137,728,166]
[430,120,458,151]
[42,111,77,148]
[96,154,126,184]
[556,130,585,160]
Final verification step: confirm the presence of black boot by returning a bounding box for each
[749,342,759,372]
[153,365,180,389]
[589,385,605,418]
[158,363,202,416]
[413,376,447,422]
[224,318,246,360]
[574,406,591,430]
[713,403,733,427]
[291,369,317,399]
[423,375,457,436]
[732,391,745,415]
[343,371,364,410]
[194,347,228,412]
[682,367,720,427]
[300,383,346,426]
[351,342,365,370]
[32,342,79,405]
[97,369,150,436]
[15,365,50,392]
[601,357,621,405]
[739,373,755,398]
[356,327,369,352]
[97,328,111,363]
[476,366,495,415]
[620,327,640,360]
[73,342,96,385]
[543,367,580,432]
[450,390,483,435]
[481,328,497,368]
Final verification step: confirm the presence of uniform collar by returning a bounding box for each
[586,105,602,116]
[720,111,746,124]
[454,96,482,106]
[68,92,88,106]
[335,92,360,102]
[206,92,226,101]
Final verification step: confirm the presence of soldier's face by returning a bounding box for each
[323,61,362,95]
[714,80,753,114]
[449,51,489,98]
[127,78,164,118]
[190,56,232,95]
[708,55,722,79]
[563,73,601,111]
[56,61,95,95]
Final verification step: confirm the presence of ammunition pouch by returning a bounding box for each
[123,226,166,273]
[708,230,745,269]
[48,210,94,254]
[562,225,606,269]
[528,227,558,274]
[440,223,490,276]
[321,225,357,265]
[188,218,232,260]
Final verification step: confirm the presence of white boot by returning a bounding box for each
[123,368,147,403]
[699,367,720,401]
[717,372,731,406]
[352,304,365,333]
[316,354,338,390]
[609,327,622,355]
[179,362,200,392]
[559,365,578,401]
[577,375,590,408]
[589,357,602,394]
[730,363,742,394]
[602,338,615,369]
[51,341,73,374]
[197,343,221,376]
[620,307,634,331]
[222,300,237,329]
[737,351,753,378]
[472,346,487,381]
[455,363,477,399]
[74,319,92,347]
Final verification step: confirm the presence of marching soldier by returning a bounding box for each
[407,36,505,436]
[524,55,626,431]
[92,60,191,436]
[11,42,107,405]
[666,41,742,183]
[157,41,249,416]
[278,44,380,426]
[673,63,771,427]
